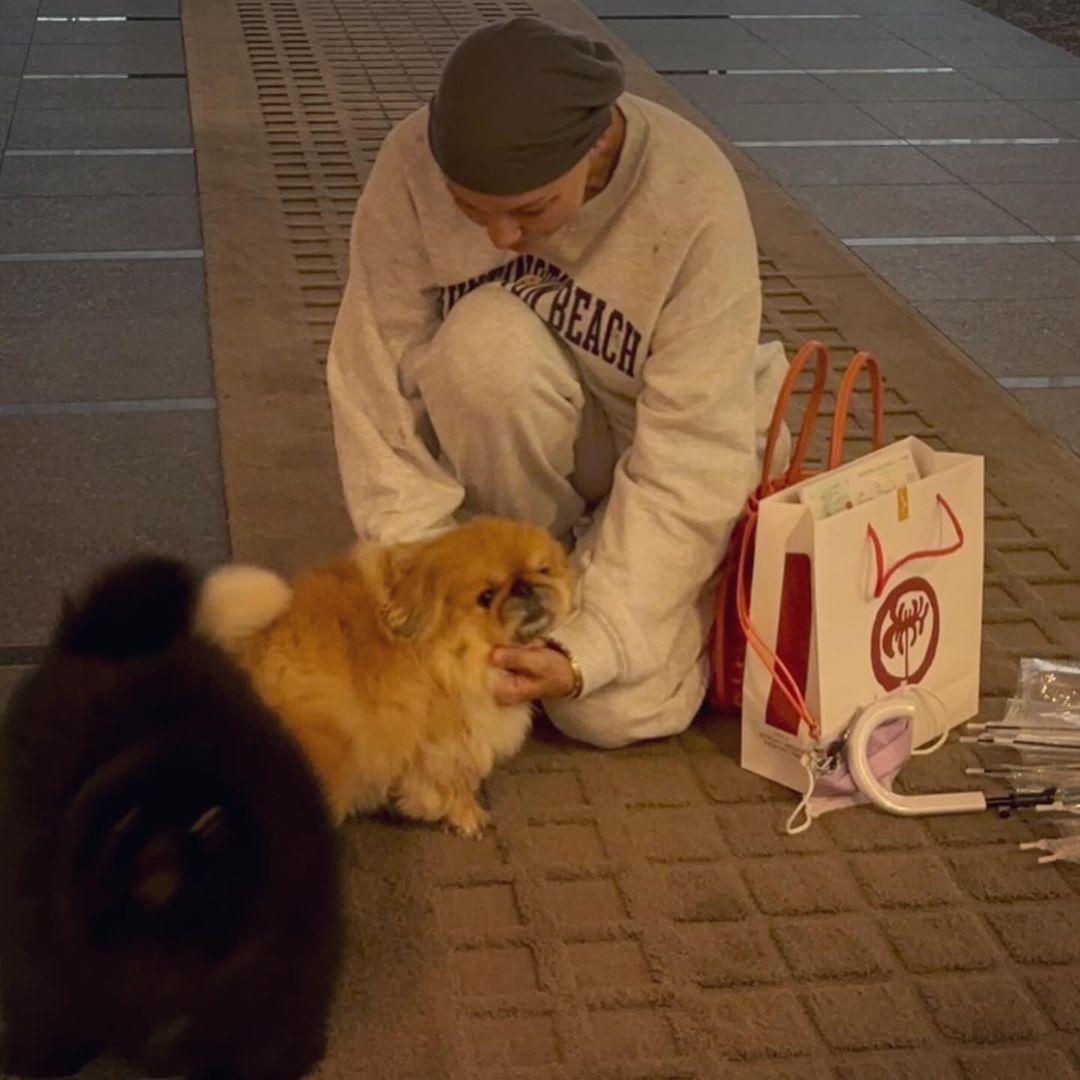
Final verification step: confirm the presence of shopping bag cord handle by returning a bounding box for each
[868,494,964,599]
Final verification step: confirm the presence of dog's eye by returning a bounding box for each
[537,566,551,576]
[477,587,497,609]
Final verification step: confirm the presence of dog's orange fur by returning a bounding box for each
[209,518,573,834]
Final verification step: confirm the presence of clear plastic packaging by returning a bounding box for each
[1001,698,1080,729]
[966,762,1080,779]
[1019,812,1080,863]
[963,666,1080,753]
[1012,745,1080,764]
[1034,784,1080,815]
[965,762,1080,793]
[962,726,1080,751]
[966,661,1080,864]
[1019,833,1080,864]
[967,698,1080,732]
[1019,658,1080,709]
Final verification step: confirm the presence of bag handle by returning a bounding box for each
[828,350,885,470]
[760,340,830,491]
[868,494,964,599]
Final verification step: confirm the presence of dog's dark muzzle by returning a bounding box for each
[504,580,555,642]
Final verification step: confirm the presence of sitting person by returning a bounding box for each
[326,15,788,747]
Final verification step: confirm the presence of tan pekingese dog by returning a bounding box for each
[195,517,574,836]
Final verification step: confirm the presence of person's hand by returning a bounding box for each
[491,641,576,705]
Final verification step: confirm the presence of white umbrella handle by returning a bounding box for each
[846,695,988,816]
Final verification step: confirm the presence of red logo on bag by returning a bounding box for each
[870,576,940,691]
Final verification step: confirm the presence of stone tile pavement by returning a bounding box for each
[0,0,228,663]
[2,0,1080,1076]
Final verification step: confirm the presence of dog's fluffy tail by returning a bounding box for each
[56,556,199,659]
[195,564,292,647]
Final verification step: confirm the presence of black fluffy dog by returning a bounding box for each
[0,557,343,1079]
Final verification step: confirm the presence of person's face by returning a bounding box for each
[446,152,592,254]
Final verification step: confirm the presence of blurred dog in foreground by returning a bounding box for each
[198,517,574,835]
[0,557,342,1080]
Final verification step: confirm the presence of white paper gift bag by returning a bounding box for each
[740,434,984,794]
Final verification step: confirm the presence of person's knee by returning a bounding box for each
[543,696,636,749]
[429,284,577,419]
[542,663,705,750]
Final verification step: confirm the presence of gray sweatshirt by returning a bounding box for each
[327,91,785,707]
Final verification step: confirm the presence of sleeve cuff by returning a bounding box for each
[547,608,621,698]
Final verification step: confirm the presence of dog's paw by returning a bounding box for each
[447,802,491,839]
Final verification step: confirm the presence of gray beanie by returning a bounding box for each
[428,16,626,197]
